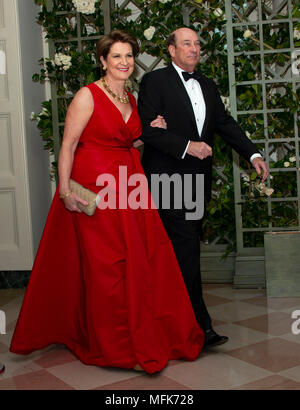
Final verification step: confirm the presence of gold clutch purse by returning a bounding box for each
[69,179,98,216]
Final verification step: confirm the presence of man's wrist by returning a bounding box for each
[182,140,191,159]
[250,153,262,163]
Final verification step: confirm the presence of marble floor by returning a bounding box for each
[1,284,300,390]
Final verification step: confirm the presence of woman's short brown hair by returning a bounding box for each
[96,30,139,67]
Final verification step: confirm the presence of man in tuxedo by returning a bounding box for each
[138,27,268,347]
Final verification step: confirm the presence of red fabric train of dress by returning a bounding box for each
[10,83,204,374]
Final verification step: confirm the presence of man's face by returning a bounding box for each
[169,28,201,72]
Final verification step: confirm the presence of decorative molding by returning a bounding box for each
[0,0,4,28]
[0,113,14,177]
[0,40,8,99]
[0,189,19,248]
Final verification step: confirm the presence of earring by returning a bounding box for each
[103,66,107,71]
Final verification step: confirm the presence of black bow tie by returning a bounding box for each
[182,71,200,82]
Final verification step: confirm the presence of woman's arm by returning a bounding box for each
[58,87,93,212]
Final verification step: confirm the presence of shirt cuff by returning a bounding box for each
[182,141,190,159]
[250,153,262,163]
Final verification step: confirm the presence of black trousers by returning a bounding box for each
[158,208,212,331]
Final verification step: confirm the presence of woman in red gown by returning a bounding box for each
[10,30,204,374]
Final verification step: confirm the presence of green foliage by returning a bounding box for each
[31,0,299,252]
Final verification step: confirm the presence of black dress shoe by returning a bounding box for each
[203,329,229,348]
[0,363,5,374]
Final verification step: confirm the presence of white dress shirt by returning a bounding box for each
[172,62,205,158]
[172,62,261,163]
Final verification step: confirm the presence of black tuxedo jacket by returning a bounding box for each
[137,64,259,201]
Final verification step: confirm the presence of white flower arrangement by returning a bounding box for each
[221,96,230,111]
[243,29,252,39]
[30,107,50,123]
[213,8,223,18]
[85,24,97,35]
[53,53,72,71]
[294,28,300,40]
[211,190,220,199]
[284,157,297,167]
[241,173,250,185]
[144,26,155,41]
[255,181,274,197]
[72,0,97,14]
[63,82,74,97]
[241,173,274,197]
[159,0,172,3]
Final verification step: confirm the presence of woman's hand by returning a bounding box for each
[61,192,88,213]
[150,115,167,129]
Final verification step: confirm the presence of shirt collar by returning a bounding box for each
[172,62,195,83]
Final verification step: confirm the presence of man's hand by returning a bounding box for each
[252,157,269,182]
[187,141,212,160]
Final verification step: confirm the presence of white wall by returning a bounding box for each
[17,0,52,257]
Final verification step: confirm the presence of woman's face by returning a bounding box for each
[101,41,134,81]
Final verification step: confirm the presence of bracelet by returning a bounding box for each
[59,190,72,199]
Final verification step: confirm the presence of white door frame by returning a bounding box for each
[0,0,33,270]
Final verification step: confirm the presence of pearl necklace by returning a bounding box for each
[101,77,129,104]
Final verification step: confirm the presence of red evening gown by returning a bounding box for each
[10,83,204,374]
